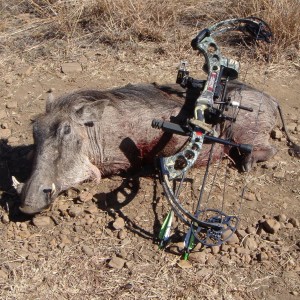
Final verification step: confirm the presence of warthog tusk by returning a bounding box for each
[51,183,56,196]
[12,176,21,189]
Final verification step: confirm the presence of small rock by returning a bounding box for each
[8,136,19,144]
[257,252,268,262]
[193,243,203,252]
[27,253,38,261]
[276,240,284,245]
[116,191,127,204]
[220,256,230,264]
[32,216,53,227]
[61,228,71,235]
[296,125,300,132]
[244,191,256,201]
[229,246,236,254]
[19,222,28,230]
[18,230,30,238]
[170,242,186,253]
[79,191,93,203]
[84,204,98,214]
[221,244,230,252]
[271,128,282,139]
[17,65,33,77]
[123,283,134,290]
[223,232,239,245]
[5,78,12,84]
[85,216,94,225]
[58,242,66,249]
[266,235,277,242]
[262,219,281,234]
[74,225,83,233]
[68,206,83,217]
[262,161,277,169]
[235,247,250,255]
[285,223,294,229]
[0,110,6,119]
[125,261,134,270]
[286,123,297,132]
[230,253,240,262]
[291,291,299,296]
[242,254,252,264]
[257,225,267,236]
[288,217,299,228]
[0,269,8,281]
[255,192,262,202]
[82,245,94,256]
[275,214,287,222]
[246,226,256,235]
[0,128,11,139]
[211,245,220,255]
[66,189,78,198]
[57,202,69,213]
[1,122,8,129]
[243,237,258,251]
[60,234,72,245]
[236,229,247,239]
[1,213,9,224]
[61,62,82,74]
[273,171,285,179]
[118,229,127,240]
[262,214,271,220]
[6,101,18,109]
[177,260,192,269]
[112,217,125,230]
[108,256,126,269]
[189,251,206,264]
[196,269,212,277]
[119,248,128,259]
[206,257,218,266]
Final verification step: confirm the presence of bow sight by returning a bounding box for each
[152,17,273,259]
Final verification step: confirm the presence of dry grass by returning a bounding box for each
[1,0,189,44]
[229,0,300,62]
[1,0,299,68]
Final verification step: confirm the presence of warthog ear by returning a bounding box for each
[75,99,110,125]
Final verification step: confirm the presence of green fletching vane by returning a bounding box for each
[159,211,174,243]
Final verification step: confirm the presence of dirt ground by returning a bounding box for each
[0,31,299,299]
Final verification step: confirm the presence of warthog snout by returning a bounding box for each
[19,204,50,215]
[18,181,57,214]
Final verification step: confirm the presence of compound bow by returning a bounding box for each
[152,17,273,259]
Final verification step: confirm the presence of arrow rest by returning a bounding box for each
[153,17,273,258]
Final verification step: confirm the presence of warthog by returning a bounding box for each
[15,82,299,214]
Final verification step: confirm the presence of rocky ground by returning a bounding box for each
[0,35,299,300]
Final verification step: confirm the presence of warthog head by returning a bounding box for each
[17,91,108,214]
